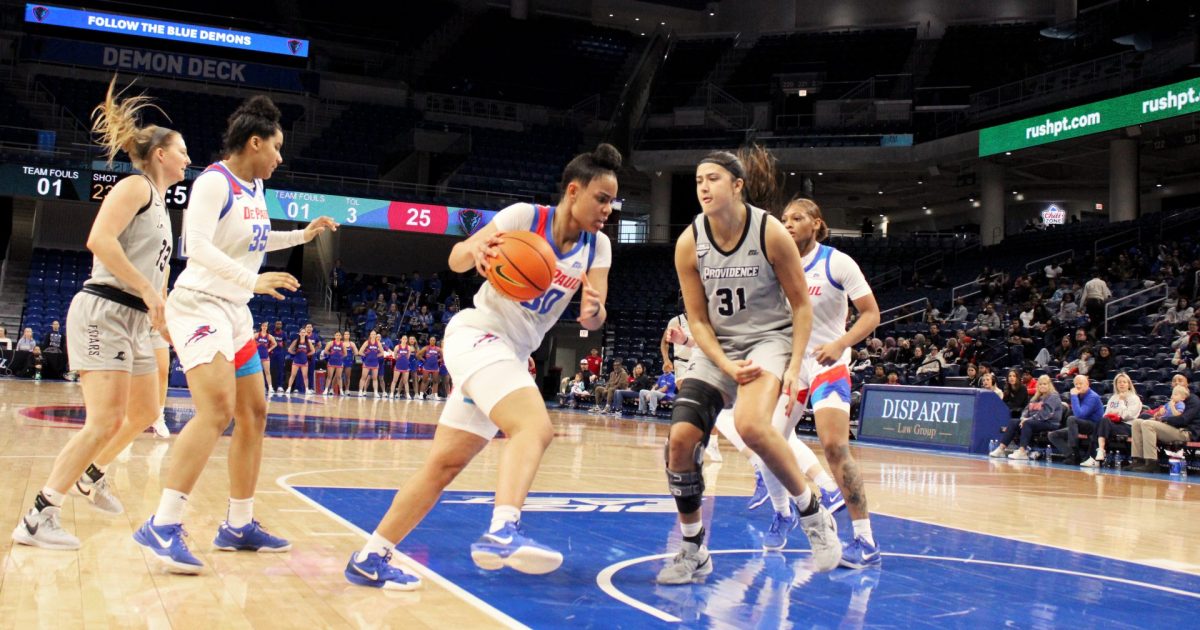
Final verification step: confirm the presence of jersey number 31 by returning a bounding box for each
[715,287,747,317]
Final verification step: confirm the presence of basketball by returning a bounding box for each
[486,231,557,301]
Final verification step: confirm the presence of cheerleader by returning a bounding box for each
[256,322,277,393]
[416,336,442,401]
[358,330,384,397]
[388,335,412,399]
[322,332,348,396]
[286,330,315,394]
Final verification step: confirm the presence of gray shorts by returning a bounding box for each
[685,334,792,406]
[149,328,170,351]
[66,292,157,375]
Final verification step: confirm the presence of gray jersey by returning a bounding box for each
[692,204,792,353]
[86,175,172,295]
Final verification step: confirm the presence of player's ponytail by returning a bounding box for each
[222,95,282,156]
[699,144,784,213]
[91,75,177,169]
[560,142,623,192]
[786,197,830,242]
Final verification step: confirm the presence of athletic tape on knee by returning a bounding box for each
[671,380,724,436]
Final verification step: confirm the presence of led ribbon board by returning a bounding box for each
[978,77,1200,156]
[24,4,308,58]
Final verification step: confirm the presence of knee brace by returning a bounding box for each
[670,379,725,438]
[665,442,705,514]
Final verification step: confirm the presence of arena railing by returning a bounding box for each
[912,252,942,276]
[870,267,903,292]
[1104,282,1168,336]
[951,272,1004,305]
[1023,249,1074,274]
[1093,227,1140,258]
[875,297,930,333]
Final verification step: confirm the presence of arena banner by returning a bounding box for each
[24,3,308,58]
[979,77,1200,156]
[857,384,1011,454]
[21,36,318,93]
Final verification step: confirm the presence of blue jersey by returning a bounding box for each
[421,346,441,371]
[328,341,346,367]
[363,341,382,368]
[256,333,271,359]
[396,347,414,371]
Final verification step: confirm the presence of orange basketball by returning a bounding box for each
[486,231,557,301]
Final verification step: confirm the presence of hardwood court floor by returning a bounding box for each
[1,379,1197,629]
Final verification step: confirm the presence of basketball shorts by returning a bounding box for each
[686,333,791,406]
[149,328,170,351]
[167,288,255,373]
[438,320,537,440]
[66,291,157,375]
[796,348,853,414]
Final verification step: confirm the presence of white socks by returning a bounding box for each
[853,519,874,546]
[227,497,254,528]
[490,504,521,533]
[154,489,189,525]
[356,531,395,562]
[680,519,703,538]
[40,487,65,507]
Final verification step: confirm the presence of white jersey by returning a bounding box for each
[174,162,271,305]
[800,243,871,354]
[454,203,611,357]
[668,313,693,362]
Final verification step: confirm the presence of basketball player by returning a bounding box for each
[345,143,619,590]
[656,147,840,585]
[256,322,277,393]
[772,198,881,568]
[133,95,336,573]
[415,336,442,400]
[322,331,347,396]
[286,329,315,394]
[388,335,412,399]
[358,330,384,397]
[12,78,187,547]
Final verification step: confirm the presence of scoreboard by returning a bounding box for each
[0,159,498,237]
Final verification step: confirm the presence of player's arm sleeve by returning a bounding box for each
[835,252,872,300]
[492,203,536,232]
[183,173,258,293]
[591,232,613,269]
[266,228,307,252]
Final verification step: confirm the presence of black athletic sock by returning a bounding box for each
[34,492,53,512]
[85,464,105,483]
[683,527,705,547]
[797,493,821,517]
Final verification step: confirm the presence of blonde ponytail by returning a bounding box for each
[90,75,175,169]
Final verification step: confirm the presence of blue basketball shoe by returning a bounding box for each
[213,520,292,552]
[762,503,799,551]
[746,471,769,511]
[345,550,422,590]
[133,517,203,574]
[839,536,882,569]
[820,487,846,514]
[470,521,563,575]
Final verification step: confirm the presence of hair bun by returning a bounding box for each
[591,143,622,171]
[235,95,281,124]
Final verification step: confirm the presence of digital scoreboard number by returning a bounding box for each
[91,171,192,209]
[0,163,88,200]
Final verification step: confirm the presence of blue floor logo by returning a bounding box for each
[293,487,1200,628]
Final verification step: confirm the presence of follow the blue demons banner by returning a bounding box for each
[21,37,318,93]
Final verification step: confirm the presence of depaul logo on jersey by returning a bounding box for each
[703,266,760,280]
[552,268,581,291]
[186,325,217,346]
[441,495,678,513]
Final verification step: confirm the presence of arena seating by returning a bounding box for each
[648,36,737,113]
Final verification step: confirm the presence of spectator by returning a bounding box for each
[1080,372,1141,468]
[1058,293,1080,324]
[428,272,442,298]
[1003,369,1029,417]
[558,371,590,408]
[1171,319,1200,350]
[1082,271,1113,332]
[990,375,1063,460]
[1151,297,1193,335]
[909,345,928,371]
[409,271,425,295]
[850,349,873,373]
[868,365,887,384]
[1048,375,1104,464]
[615,363,653,415]
[980,372,1003,397]
[1171,337,1200,373]
[593,360,630,413]
[1019,303,1038,329]
[947,299,968,323]
[16,327,36,352]
[585,348,602,377]
[974,304,1001,330]
[1044,262,1063,281]
[885,370,901,385]
[1058,349,1094,379]
[39,320,67,379]
[1129,377,1200,472]
[638,364,676,415]
[923,303,941,324]
[384,303,402,335]
[0,326,11,351]
[1091,345,1114,381]
[23,346,45,379]
[927,323,945,349]
[964,363,980,387]
[893,338,913,364]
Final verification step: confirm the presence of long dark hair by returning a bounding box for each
[222,95,281,156]
[698,144,784,213]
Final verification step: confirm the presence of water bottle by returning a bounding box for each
[1168,454,1184,477]
[988,439,999,453]
[34,368,41,381]
[1045,445,1054,463]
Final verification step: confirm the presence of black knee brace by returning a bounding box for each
[666,442,706,514]
[670,379,725,437]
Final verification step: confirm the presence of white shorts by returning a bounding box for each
[166,289,255,372]
[438,321,537,440]
[796,349,853,414]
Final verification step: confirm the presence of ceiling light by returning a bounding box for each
[925,209,933,215]
[635,17,640,21]
[709,11,716,16]
[1016,194,1025,201]
[817,172,823,176]
[877,190,884,195]
[917,180,924,185]
[1005,151,1012,156]
[608,13,614,17]
[789,171,796,176]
